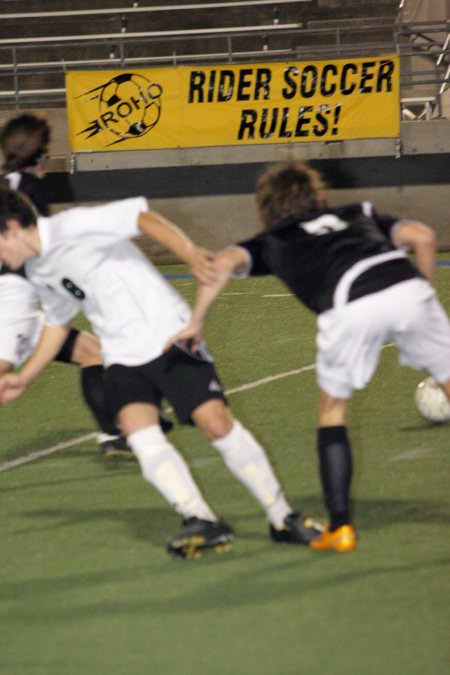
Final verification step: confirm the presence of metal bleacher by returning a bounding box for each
[0,0,448,118]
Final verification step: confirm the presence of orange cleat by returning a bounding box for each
[309,524,356,553]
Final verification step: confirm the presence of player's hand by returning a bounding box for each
[188,247,217,285]
[0,373,27,404]
[164,325,203,353]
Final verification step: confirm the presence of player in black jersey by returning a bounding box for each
[0,112,171,457]
[168,160,450,552]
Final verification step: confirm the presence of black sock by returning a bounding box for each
[80,365,119,436]
[317,426,353,531]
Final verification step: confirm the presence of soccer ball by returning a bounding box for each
[414,377,450,423]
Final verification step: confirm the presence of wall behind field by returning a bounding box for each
[10,108,450,259]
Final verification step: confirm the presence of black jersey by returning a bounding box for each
[5,170,50,217]
[0,263,26,278]
[237,203,420,314]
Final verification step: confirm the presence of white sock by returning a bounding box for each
[212,420,292,529]
[128,425,216,522]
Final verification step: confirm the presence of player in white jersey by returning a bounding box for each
[0,261,155,455]
[0,112,169,457]
[0,188,322,558]
[167,160,450,553]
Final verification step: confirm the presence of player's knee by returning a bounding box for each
[118,402,160,438]
[193,400,234,441]
[71,331,103,367]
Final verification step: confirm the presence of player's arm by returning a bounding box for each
[137,210,216,285]
[166,246,249,351]
[392,220,437,284]
[0,324,70,404]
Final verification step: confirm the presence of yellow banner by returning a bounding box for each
[66,56,400,152]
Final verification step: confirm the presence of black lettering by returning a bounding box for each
[117,101,133,117]
[208,70,216,102]
[320,64,338,96]
[332,103,342,135]
[340,63,357,95]
[130,94,146,109]
[100,111,117,126]
[218,70,235,102]
[238,109,257,139]
[300,66,318,98]
[376,60,394,92]
[188,71,206,103]
[259,107,278,138]
[294,106,312,137]
[359,61,376,93]
[313,106,329,136]
[147,83,162,100]
[279,107,292,137]
[236,69,253,101]
[282,66,298,99]
[254,68,271,100]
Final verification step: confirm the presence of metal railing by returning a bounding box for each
[0,0,311,20]
[0,19,448,113]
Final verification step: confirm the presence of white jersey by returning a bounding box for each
[25,197,192,367]
[0,267,43,365]
[0,267,40,326]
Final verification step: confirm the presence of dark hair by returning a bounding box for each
[0,113,50,172]
[255,160,328,229]
[0,188,37,232]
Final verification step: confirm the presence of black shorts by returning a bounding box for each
[54,327,80,364]
[104,344,227,424]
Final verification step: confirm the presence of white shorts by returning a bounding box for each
[316,278,450,399]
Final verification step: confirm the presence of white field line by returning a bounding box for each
[0,364,316,473]
[0,432,98,473]
[225,363,316,394]
[0,344,397,474]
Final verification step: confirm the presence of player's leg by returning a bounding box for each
[56,328,134,458]
[0,360,13,376]
[70,329,173,457]
[122,402,233,559]
[311,299,376,552]
[441,380,450,400]
[190,391,322,544]
[155,346,320,553]
[308,391,356,552]
[392,280,450,416]
[106,362,233,558]
[118,401,216,518]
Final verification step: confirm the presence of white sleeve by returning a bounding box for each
[37,285,79,327]
[61,197,148,240]
[229,246,253,279]
[390,219,425,252]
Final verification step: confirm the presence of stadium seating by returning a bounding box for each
[4,0,444,109]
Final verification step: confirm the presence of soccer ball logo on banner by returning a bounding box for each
[77,72,163,145]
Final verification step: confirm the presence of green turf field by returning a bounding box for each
[1,262,449,675]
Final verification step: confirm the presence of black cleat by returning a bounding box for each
[270,512,323,545]
[99,434,136,461]
[167,517,234,559]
